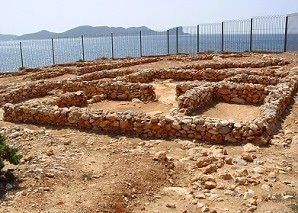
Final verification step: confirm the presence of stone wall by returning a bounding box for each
[1,54,296,145]
[22,57,160,80]
[178,84,214,114]
[74,57,160,75]
[78,69,135,81]
[62,80,156,102]
[214,82,267,105]
[51,91,88,108]
[0,56,288,107]
[0,78,156,106]
[119,59,287,84]
[226,74,279,85]
[177,82,267,114]
[181,58,289,70]
[176,81,206,97]
[3,79,297,144]
[0,81,62,106]
[259,77,298,135]
[167,53,248,62]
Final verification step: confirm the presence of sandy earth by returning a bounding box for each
[88,80,179,116]
[88,100,173,115]
[0,53,297,213]
[198,102,261,122]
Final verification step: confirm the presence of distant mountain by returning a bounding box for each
[0,26,164,41]
[17,30,58,40]
[62,26,157,37]
[0,34,18,41]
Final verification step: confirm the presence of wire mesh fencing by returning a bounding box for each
[53,37,83,64]
[252,15,286,52]
[287,13,298,51]
[142,31,168,56]
[223,19,251,52]
[0,41,22,72]
[84,34,112,60]
[179,26,197,54]
[0,14,298,72]
[21,39,53,68]
[199,23,222,52]
[113,32,141,58]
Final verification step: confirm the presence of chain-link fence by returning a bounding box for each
[84,34,112,60]
[178,26,197,54]
[252,15,286,52]
[142,31,168,56]
[0,41,22,72]
[223,19,251,52]
[287,13,298,51]
[0,14,297,72]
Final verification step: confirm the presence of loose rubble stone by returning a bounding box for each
[203,164,218,174]
[233,157,248,166]
[197,202,205,208]
[153,151,168,162]
[219,172,233,180]
[241,152,254,162]
[204,181,217,190]
[244,189,254,199]
[197,156,217,168]
[243,143,258,152]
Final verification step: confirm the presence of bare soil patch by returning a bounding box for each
[87,80,179,115]
[88,100,173,115]
[197,102,262,122]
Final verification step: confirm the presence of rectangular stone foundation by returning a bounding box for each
[1,54,297,145]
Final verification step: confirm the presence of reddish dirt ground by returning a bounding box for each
[197,102,262,122]
[87,80,179,115]
[0,52,297,213]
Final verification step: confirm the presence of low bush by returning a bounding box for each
[0,133,22,172]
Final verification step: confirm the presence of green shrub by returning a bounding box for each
[0,133,22,172]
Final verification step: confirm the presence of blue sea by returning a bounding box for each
[0,33,298,72]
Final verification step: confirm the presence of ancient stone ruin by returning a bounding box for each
[1,53,297,144]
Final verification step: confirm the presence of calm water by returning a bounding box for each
[0,34,298,72]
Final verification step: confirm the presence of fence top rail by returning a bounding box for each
[198,23,222,26]
[288,13,298,17]
[222,19,251,23]
[252,15,286,19]
[0,13,292,43]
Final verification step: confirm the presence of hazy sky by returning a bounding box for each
[1,0,298,35]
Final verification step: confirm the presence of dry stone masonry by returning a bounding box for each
[1,53,297,145]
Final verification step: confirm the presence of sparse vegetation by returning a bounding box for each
[291,203,298,213]
[0,133,22,173]
[81,172,93,181]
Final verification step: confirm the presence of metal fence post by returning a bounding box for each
[167,30,170,55]
[284,16,289,52]
[197,25,200,53]
[176,27,179,54]
[51,38,55,64]
[111,33,114,59]
[19,42,24,68]
[81,35,85,61]
[139,31,143,57]
[250,18,253,52]
[221,22,224,52]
